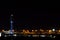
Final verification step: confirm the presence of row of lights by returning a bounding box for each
[23,34,56,38]
[22,29,60,34]
[1,29,60,34]
[1,29,56,32]
[22,29,56,32]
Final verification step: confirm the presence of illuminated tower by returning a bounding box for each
[10,14,14,34]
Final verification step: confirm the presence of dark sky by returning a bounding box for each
[0,8,60,30]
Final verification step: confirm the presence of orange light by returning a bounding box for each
[49,30,52,33]
[48,30,52,34]
[23,29,26,32]
[35,30,38,32]
[40,29,44,32]
[59,30,60,32]
[26,30,30,33]
[2,30,4,32]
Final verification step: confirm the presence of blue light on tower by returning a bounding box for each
[10,14,13,34]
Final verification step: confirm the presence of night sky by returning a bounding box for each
[0,8,60,30]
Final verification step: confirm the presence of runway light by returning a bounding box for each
[53,36,56,38]
[4,35,7,37]
[50,35,52,38]
[28,35,31,37]
[40,35,46,37]
[13,34,17,36]
[32,35,39,37]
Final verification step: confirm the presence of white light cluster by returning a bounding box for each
[40,35,46,37]
[0,33,1,37]
[52,29,55,31]
[13,34,17,36]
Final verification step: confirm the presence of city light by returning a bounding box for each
[2,30,4,32]
[4,35,7,37]
[0,32,1,37]
[49,30,52,32]
[52,29,55,31]
[23,29,26,32]
[32,30,34,32]
[40,29,44,32]
[13,34,17,36]
[32,35,39,37]
[40,35,46,37]
[48,30,52,34]
[59,30,60,32]
[35,30,38,32]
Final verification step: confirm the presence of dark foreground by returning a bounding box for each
[0,36,60,40]
[0,35,60,40]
